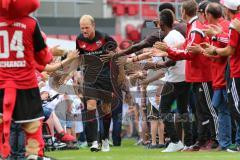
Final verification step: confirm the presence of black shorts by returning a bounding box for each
[0,88,44,123]
[147,105,161,120]
[83,77,113,103]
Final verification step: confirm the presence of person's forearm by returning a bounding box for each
[167,47,192,61]
[215,45,234,56]
[118,41,149,57]
[128,53,151,63]
[44,57,75,72]
[143,70,164,84]
[155,60,176,69]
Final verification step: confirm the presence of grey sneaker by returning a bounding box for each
[101,139,110,152]
[147,144,159,149]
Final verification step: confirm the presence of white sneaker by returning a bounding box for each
[162,141,184,152]
[90,141,100,152]
[102,139,110,152]
[53,141,67,149]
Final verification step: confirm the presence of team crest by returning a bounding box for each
[96,40,102,47]
[81,44,86,49]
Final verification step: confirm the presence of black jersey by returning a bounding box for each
[76,31,117,83]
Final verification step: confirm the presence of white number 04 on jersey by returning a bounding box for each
[0,30,26,68]
[0,30,25,59]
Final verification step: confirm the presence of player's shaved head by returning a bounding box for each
[80,14,95,26]
[79,14,96,39]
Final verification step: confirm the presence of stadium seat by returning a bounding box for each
[58,35,71,40]
[125,24,141,42]
[70,35,77,41]
[111,34,123,45]
[126,0,139,16]
[112,3,126,16]
[141,4,158,19]
[47,34,58,38]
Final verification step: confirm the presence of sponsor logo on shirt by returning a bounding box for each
[96,40,102,47]
[0,60,26,68]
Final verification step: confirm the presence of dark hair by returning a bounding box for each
[159,3,175,14]
[229,9,238,14]
[206,3,222,19]
[159,9,174,29]
[182,0,198,17]
[198,0,210,13]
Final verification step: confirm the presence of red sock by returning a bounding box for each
[25,120,44,157]
[2,88,16,158]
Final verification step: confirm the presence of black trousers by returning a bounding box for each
[192,82,218,142]
[160,81,193,146]
[227,78,240,122]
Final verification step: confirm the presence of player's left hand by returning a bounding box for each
[187,43,204,54]
[50,45,66,56]
[153,42,169,52]
[151,48,168,57]
[67,50,80,60]
[100,51,116,63]
[203,24,222,36]
[201,42,216,56]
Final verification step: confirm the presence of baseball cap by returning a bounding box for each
[198,0,210,13]
[220,0,240,11]
[40,86,50,93]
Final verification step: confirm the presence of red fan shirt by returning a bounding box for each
[228,13,240,78]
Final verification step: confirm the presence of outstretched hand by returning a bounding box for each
[200,42,216,56]
[203,24,222,36]
[151,48,168,57]
[67,50,80,60]
[153,42,169,52]
[187,43,204,54]
[50,45,65,56]
[100,51,117,63]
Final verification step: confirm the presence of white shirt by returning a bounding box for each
[162,29,186,82]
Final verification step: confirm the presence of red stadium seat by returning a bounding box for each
[111,34,123,45]
[70,35,77,41]
[141,4,158,19]
[47,34,58,38]
[112,4,126,16]
[125,24,141,42]
[58,35,70,40]
[126,0,139,16]
[127,5,139,16]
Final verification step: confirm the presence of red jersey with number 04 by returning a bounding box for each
[0,16,51,89]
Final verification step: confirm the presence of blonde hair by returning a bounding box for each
[79,14,95,25]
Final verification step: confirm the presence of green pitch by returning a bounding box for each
[46,139,240,160]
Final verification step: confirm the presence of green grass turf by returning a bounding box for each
[46,139,240,160]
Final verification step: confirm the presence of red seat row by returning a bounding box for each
[47,34,77,41]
